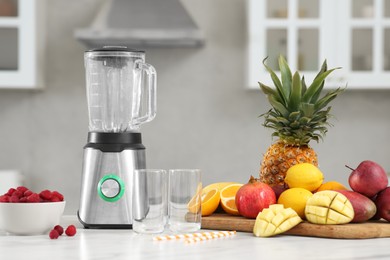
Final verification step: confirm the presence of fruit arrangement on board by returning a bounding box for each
[199,161,389,237]
[196,56,390,238]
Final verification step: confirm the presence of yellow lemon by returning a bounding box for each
[284,163,324,192]
[277,188,313,219]
[220,183,243,215]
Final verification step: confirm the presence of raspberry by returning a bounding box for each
[6,188,16,196]
[49,229,60,239]
[26,193,40,203]
[24,190,33,197]
[16,186,28,194]
[39,190,52,201]
[51,191,64,202]
[19,197,27,203]
[54,225,64,236]
[0,195,10,202]
[51,196,60,202]
[9,195,20,203]
[12,190,23,198]
[65,225,77,236]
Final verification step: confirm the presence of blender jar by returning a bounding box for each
[84,46,156,133]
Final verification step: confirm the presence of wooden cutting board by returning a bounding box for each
[201,214,390,239]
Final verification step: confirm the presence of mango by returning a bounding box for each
[253,204,302,237]
[305,190,354,224]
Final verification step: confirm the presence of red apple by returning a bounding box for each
[336,190,377,223]
[235,176,276,219]
[346,160,388,197]
[374,187,390,222]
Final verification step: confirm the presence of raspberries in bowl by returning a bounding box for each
[0,186,64,203]
[0,186,65,235]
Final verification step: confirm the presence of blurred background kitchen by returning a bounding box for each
[0,0,389,214]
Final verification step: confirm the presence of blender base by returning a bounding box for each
[77,211,132,229]
[78,132,146,228]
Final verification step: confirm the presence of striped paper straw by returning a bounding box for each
[185,231,236,244]
[153,231,236,242]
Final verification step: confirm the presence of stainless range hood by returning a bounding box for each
[75,0,204,48]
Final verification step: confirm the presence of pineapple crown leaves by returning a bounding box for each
[259,55,345,146]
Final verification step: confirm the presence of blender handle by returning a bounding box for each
[135,60,157,125]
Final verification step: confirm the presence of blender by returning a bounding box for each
[78,46,156,228]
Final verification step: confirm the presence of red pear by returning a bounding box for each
[336,190,377,223]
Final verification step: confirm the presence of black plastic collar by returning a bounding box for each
[84,132,145,152]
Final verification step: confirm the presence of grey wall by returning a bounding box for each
[0,0,389,214]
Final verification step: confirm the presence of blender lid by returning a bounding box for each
[85,46,145,68]
[86,46,145,53]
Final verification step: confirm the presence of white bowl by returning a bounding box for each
[0,201,65,235]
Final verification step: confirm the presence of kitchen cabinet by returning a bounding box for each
[0,0,44,89]
[247,0,390,89]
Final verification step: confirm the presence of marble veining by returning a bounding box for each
[0,216,389,260]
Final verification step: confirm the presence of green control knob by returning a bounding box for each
[97,175,125,202]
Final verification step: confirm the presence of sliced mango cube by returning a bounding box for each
[304,190,354,225]
[253,204,302,237]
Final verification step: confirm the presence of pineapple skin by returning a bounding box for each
[260,142,318,186]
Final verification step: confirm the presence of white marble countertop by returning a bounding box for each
[1,216,390,260]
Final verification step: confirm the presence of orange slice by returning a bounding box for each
[187,183,203,214]
[221,198,240,215]
[202,182,238,194]
[200,188,220,216]
[188,188,221,216]
[220,183,243,215]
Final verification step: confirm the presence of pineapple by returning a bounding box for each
[259,56,344,186]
